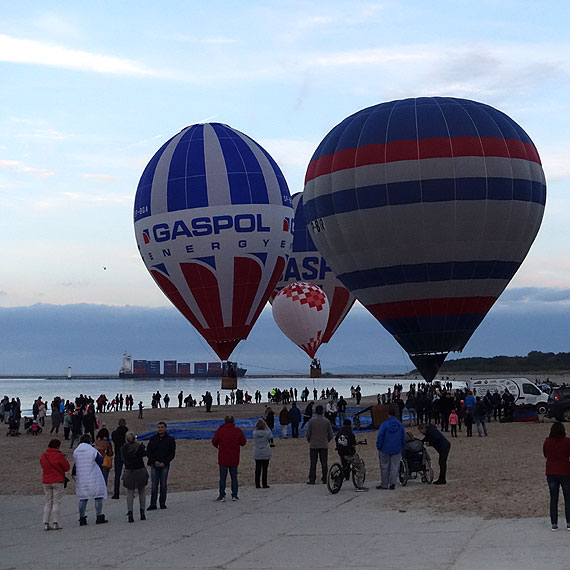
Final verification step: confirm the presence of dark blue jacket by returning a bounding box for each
[289,405,302,424]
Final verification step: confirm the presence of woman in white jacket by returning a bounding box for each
[73,434,108,526]
[253,419,272,489]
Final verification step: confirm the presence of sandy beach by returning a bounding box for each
[0,384,560,520]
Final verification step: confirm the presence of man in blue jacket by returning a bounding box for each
[376,407,406,490]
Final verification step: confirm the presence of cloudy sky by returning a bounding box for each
[1,1,570,374]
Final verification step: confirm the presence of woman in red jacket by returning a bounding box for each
[543,422,570,530]
[40,439,70,531]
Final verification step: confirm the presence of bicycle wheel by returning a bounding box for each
[351,459,366,488]
[399,458,409,486]
[424,453,434,484]
[327,463,344,494]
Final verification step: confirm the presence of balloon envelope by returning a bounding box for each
[303,97,546,380]
[134,123,293,360]
[273,192,355,342]
[272,282,330,358]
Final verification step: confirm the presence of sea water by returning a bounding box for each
[0,376,418,416]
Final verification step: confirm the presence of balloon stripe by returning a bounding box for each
[232,257,263,325]
[322,286,354,343]
[306,137,540,183]
[150,269,206,335]
[168,125,208,211]
[367,296,496,319]
[211,123,270,205]
[338,260,521,290]
[304,178,545,220]
[180,263,224,328]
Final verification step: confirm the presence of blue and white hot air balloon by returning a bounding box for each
[303,97,546,381]
[134,123,293,360]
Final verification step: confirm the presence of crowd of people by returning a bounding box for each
[10,378,568,532]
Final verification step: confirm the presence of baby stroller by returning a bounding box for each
[399,438,433,485]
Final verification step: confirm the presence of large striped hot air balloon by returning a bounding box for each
[273,192,355,343]
[134,123,293,360]
[303,97,546,381]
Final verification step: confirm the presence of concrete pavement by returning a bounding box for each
[0,483,566,570]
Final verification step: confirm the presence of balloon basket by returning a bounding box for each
[310,366,321,378]
[221,376,238,390]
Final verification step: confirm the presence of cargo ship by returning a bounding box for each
[118,353,246,379]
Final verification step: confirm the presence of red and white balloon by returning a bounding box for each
[272,282,329,358]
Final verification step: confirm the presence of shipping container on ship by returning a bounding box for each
[147,360,161,377]
[177,363,191,377]
[133,360,147,376]
[194,362,208,377]
[163,360,177,377]
[207,362,223,376]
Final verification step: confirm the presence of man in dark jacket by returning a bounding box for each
[212,416,246,501]
[418,423,451,485]
[110,418,129,499]
[147,422,176,510]
[289,403,302,438]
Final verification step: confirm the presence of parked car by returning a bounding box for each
[546,386,570,422]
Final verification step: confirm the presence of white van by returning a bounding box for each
[467,377,548,414]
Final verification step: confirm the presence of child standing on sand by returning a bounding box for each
[138,401,144,419]
[449,410,458,437]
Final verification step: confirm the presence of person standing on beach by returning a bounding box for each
[111,418,129,499]
[376,407,406,490]
[474,397,488,437]
[73,434,108,526]
[122,432,148,523]
[252,419,272,489]
[418,423,451,485]
[146,422,176,510]
[40,439,70,531]
[212,416,247,501]
[290,402,301,438]
[178,391,183,408]
[279,405,290,439]
[306,405,334,485]
[301,401,314,428]
[543,421,570,530]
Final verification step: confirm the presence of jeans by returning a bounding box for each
[43,483,65,525]
[113,455,124,496]
[219,465,238,498]
[343,453,365,488]
[378,451,400,488]
[150,464,170,507]
[255,460,269,487]
[547,475,570,525]
[79,497,103,518]
[308,448,328,483]
[337,412,346,426]
[101,467,110,484]
[476,418,488,436]
[291,422,299,438]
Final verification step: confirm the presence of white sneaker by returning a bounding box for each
[215,496,225,502]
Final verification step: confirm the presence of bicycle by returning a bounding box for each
[326,439,367,494]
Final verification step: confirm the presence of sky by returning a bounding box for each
[1,1,570,375]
